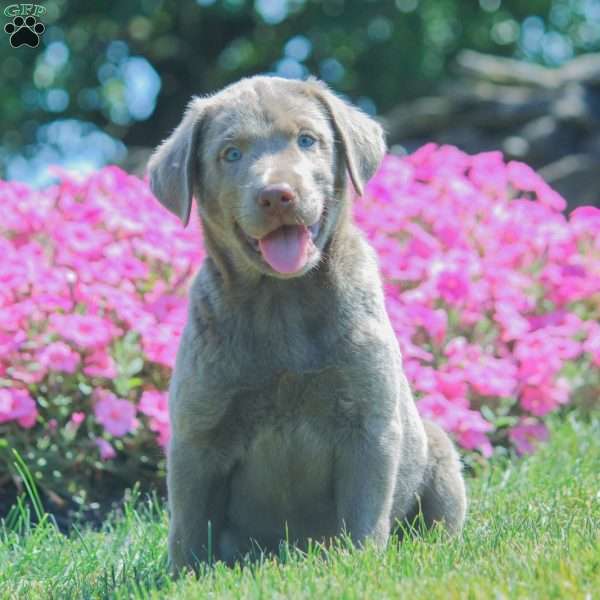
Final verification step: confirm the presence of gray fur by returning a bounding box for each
[147,76,467,573]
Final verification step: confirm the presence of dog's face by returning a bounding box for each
[148,76,385,279]
[200,82,337,278]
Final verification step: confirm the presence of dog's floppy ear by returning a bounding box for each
[308,79,386,197]
[147,98,207,227]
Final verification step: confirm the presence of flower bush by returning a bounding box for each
[0,166,204,510]
[357,144,599,457]
[1,145,599,509]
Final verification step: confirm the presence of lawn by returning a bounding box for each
[1,416,599,600]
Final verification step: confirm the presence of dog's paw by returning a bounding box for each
[4,16,45,48]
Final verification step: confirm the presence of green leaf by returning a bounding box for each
[480,405,497,423]
[494,416,519,428]
[126,357,144,376]
[78,382,92,395]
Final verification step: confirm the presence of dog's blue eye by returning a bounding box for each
[224,147,242,162]
[298,134,316,149]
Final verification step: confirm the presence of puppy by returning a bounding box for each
[147,76,467,572]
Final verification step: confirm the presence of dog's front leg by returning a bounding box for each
[167,440,229,574]
[334,417,401,549]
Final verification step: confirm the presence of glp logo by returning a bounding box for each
[4,4,46,48]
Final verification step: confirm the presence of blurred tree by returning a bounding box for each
[1,0,599,180]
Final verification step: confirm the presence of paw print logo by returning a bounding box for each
[4,15,45,48]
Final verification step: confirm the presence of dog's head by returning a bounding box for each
[147,76,385,280]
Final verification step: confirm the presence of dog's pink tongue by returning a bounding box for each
[259,225,310,274]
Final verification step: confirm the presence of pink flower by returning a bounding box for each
[570,205,600,239]
[417,393,460,431]
[83,349,117,378]
[37,341,80,374]
[139,390,171,448]
[70,411,85,426]
[527,310,568,331]
[434,370,469,406]
[583,321,600,367]
[455,429,493,458]
[494,302,530,342]
[520,378,570,416]
[509,419,549,455]
[506,161,544,194]
[403,303,448,345]
[141,323,182,368]
[0,388,38,428]
[138,389,168,419]
[152,421,170,448]
[469,151,507,195]
[6,360,48,385]
[515,327,581,387]
[0,329,27,357]
[405,362,438,394]
[436,271,471,307]
[55,222,113,259]
[452,409,494,457]
[93,390,137,437]
[50,314,121,350]
[95,438,117,460]
[443,340,518,398]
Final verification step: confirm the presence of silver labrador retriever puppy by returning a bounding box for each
[148,76,466,572]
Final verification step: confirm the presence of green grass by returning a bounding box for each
[1,416,599,599]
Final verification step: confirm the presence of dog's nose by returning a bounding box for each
[257,183,295,212]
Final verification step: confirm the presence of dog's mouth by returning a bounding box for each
[237,213,324,275]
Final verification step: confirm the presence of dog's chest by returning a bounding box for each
[193,291,392,443]
[225,401,338,545]
[216,367,342,545]
[216,365,352,443]
[201,290,345,393]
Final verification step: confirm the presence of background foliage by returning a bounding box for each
[1,0,600,528]
[2,0,600,182]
